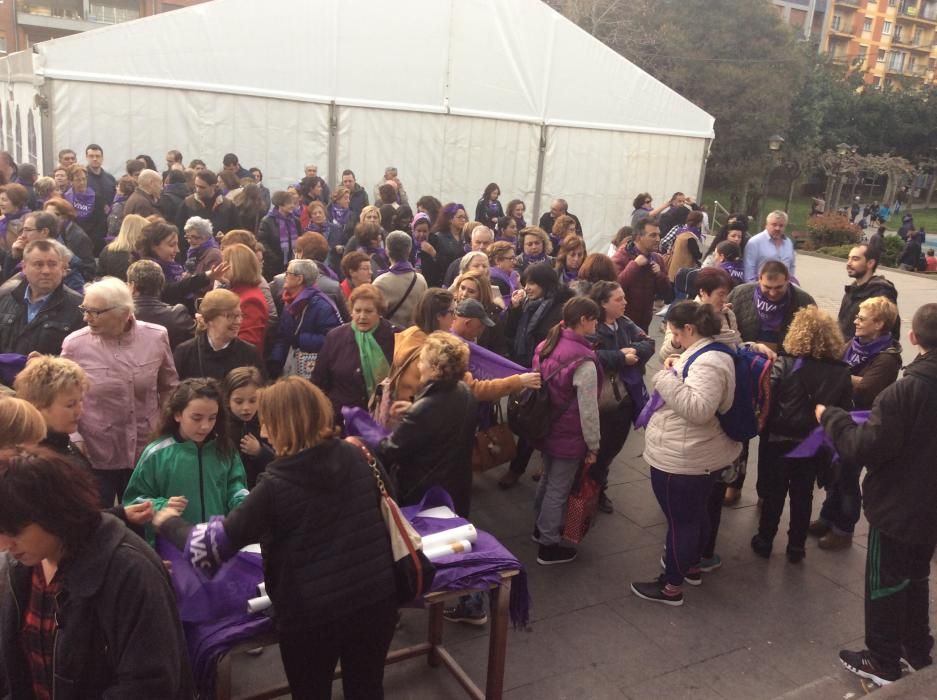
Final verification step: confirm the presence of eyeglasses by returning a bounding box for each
[285,270,302,277]
[78,306,115,318]
[21,226,38,233]
[224,312,244,322]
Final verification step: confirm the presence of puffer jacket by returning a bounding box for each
[643,338,742,474]
[727,282,815,347]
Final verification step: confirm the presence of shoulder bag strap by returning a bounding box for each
[387,344,423,386]
[384,272,419,320]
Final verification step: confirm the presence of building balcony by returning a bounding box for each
[899,4,937,24]
[891,35,934,50]
[17,1,141,32]
[885,63,928,77]
[833,0,862,8]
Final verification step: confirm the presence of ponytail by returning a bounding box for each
[664,300,721,338]
[539,296,600,361]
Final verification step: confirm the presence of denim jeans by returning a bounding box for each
[819,461,863,535]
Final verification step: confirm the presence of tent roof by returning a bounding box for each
[35,0,714,139]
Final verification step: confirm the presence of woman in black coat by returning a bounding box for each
[474,182,505,229]
[310,284,394,425]
[376,331,478,517]
[153,377,396,699]
[258,191,303,280]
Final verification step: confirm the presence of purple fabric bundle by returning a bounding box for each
[402,487,530,628]
[785,410,870,461]
[342,406,391,446]
[156,535,273,698]
[468,341,529,378]
[0,353,27,387]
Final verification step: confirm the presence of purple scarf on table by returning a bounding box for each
[718,260,744,284]
[186,236,219,263]
[753,284,790,333]
[149,255,185,283]
[64,187,96,222]
[329,203,350,227]
[842,334,893,369]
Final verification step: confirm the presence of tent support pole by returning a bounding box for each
[696,138,712,205]
[327,101,338,186]
[39,83,54,175]
[532,124,547,225]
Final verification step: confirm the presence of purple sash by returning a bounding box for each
[64,187,96,222]
[468,342,528,379]
[753,284,789,333]
[786,411,871,460]
[842,335,892,369]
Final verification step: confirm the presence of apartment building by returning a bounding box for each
[1,0,209,55]
[825,0,937,88]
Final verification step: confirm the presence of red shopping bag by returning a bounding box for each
[562,462,601,544]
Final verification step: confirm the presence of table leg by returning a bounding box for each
[427,601,444,668]
[485,579,512,699]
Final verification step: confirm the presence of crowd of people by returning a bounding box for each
[0,146,934,696]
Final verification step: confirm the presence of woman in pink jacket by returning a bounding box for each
[62,277,178,507]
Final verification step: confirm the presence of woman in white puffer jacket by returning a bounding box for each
[631,301,741,607]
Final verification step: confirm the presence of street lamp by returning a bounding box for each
[762,135,785,221]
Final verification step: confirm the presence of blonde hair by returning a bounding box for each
[520,226,551,253]
[420,331,469,384]
[220,229,257,250]
[359,205,381,226]
[13,356,89,410]
[222,243,262,286]
[106,213,149,254]
[453,269,497,313]
[257,377,334,455]
[0,397,46,448]
[858,296,898,334]
[196,288,241,332]
[783,306,845,360]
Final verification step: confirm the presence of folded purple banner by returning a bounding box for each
[785,410,871,459]
[402,486,530,628]
[341,406,391,446]
[0,353,27,387]
[468,342,529,379]
[634,389,665,429]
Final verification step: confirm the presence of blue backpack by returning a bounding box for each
[682,342,773,443]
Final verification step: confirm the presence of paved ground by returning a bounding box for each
[229,253,937,699]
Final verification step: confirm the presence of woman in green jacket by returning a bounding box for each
[124,378,248,543]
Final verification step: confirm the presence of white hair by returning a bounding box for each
[83,276,133,314]
[459,251,489,273]
[184,216,214,240]
[137,169,162,190]
[767,210,789,225]
[286,258,319,286]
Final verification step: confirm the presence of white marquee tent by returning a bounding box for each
[0,0,714,251]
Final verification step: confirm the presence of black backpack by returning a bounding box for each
[507,355,586,442]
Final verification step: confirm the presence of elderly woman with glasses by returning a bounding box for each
[182,215,222,276]
[61,277,178,507]
[311,284,395,425]
[172,288,265,381]
[269,259,343,379]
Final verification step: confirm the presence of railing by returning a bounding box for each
[710,200,732,234]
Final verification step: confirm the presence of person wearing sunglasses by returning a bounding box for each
[61,277,178,507]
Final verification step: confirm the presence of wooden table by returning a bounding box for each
[215,569,520,700]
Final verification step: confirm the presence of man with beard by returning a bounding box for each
[838,244,899,340]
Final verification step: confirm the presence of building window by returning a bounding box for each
[832,15,842,31]
[883,21,892,35]
[864,17,874,31]
[872,76,882,87]
[878,49,887,62]
[889,0,897,6]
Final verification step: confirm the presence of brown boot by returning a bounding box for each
[722,487,741,507]
[818,531,853,550]
[498,470,520,490]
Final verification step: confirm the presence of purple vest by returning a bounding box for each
[533,329,602,459]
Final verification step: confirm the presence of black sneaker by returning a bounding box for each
[786,546,805,564]
[751,534,772,559]
[537,543,577,566]
[684,569,702,586]
[839,649,901,686]
[598,490,613,514]
[442,601,488,626]
[900,646,933,672]
[630,578,684,607]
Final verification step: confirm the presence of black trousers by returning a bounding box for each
[757,440,823,550]
[92,468,133,508]
[509,436,535,475]
[865,527,935,672]
[590,404,633,489]
[703,479,728,559]
[277,596,398,700]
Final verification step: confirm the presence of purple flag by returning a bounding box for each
[785,410,871,460]
[468,342,529,379]
[342,406,391,446]
[0,353,27,386]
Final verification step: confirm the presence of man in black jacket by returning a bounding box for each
[537,198,582,237]
[127,259,194,350]
[0,239,84,359]
[818,303,937,687]
[84,144,116,253]
[340,169,369,214]
[838,244,899,340]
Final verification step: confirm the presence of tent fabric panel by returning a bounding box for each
[540,127,707,253]
[49,80,329,190]
[336,106,540,217]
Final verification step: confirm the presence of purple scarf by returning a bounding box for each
[679,225,703,242]
[753,284,790,333]
[64,187,96,222]
[521,252,546,266]
[718,260,744,284]
[490,266,519,309]
[513,215,526,230]
[150,255,185,283]
[272,209,297,258]
[288,283,342,323]
[843,334,893,369]
[328,203,350,227]
[561,267,579,285]
[0,208,29,237]
[388,260,415,274]
[315,260,338,281]
[786,411,871,460]
[186,236,219,263]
